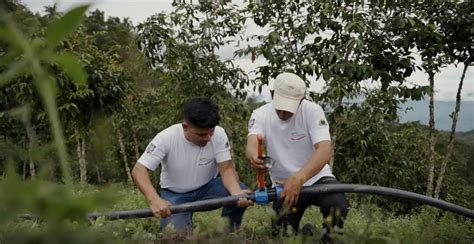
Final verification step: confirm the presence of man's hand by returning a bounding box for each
[276,174,305,208]
[246,134,267,172]
[233,189,254,207]
[149,197,172,218]
[249,155,267,171]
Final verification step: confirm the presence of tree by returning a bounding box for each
[234,1,471,208]
[1,4,135,183]
[58,23,133,183]
[433,1,472,199]
[401,2,472,198]
[238,1,428,170]
[42,3,60,23]
[137,1,254,183]
[405,2,451,197]
[1,4,90,184]
[81,10,158,183]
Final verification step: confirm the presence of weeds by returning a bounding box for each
[3,183,471,243]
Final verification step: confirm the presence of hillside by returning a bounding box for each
[399,100,474,132]
[456,130,474,145]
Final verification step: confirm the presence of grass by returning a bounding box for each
[1,183,473,243]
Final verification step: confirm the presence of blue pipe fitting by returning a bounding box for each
[275,185,284,200]
[255,188,269,204]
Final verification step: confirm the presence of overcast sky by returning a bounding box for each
[20,0,473,102]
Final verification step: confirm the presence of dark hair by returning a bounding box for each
[182,97,220,128]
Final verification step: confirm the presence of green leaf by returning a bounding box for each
[0,26,21,48]
[0,59,28,87]
[268,31,280,44]
[49,53,87,87]
[0,49,22,67]
[406,17,415,28]
[45,5,89,48]
[8,104,31,118]
[35,76,58,100]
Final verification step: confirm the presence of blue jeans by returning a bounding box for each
[159,176,247,231]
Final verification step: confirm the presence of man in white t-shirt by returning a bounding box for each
[246,73,349,240]
[132,97,252,231]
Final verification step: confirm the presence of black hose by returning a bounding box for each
[299,184,474,219]
[87,184,473,220]
[22,184,474,221]
[87,194,254,220]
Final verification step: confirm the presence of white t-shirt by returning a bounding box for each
[248,100,333,186]
[138,124,232,193]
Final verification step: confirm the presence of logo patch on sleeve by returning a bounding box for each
[225,141,230,148]
[248,118,255,130]
[146,143,156,154]
[319,119,328,126]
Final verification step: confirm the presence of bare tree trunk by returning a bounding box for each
[95,165,102,184]
[117,127,133,184]
[81,137,87,183]
[76,133,81,179]
[434,64,467,199]
[426,71,437,197]
[329,96,344,169]
[28,156,36,179]
[76,129,87,183]
[22,160,27,180]
[133,130,141,161]
[21,114,37,179]
[329,133,336,168]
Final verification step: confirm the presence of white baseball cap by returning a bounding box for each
[273,72,306,113]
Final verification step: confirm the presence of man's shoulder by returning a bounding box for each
[155,123,181,139]
[162,123,181,133]
[253,102,273,114]
[301,100,324,112]
[214,125,226,134]
[210,126,230,149]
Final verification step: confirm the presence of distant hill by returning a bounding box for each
[456,130,474,145]
[399,100,474,132]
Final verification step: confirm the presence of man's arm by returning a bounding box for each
[131,163,171,217]
[218,160,253,207]
[245,135,265,170]
[218,160,244,195]
[295,140,331,183]
[278,141,331,207]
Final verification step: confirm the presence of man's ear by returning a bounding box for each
[182,121,189,131]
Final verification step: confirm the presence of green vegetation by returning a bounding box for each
[0,0,472,243]
[2,183,473,243]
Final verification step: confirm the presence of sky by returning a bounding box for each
[20,0,474,102]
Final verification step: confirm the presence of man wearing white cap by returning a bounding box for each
[245,72,349,241]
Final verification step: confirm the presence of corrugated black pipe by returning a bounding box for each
[20,184,474,221]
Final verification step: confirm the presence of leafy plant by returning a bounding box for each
[1,4,89,183]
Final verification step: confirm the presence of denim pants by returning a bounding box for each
[159,176,247,231]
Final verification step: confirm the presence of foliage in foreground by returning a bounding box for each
[0,2,472,243]
[1,183,472,244]
[1,0,472,209]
